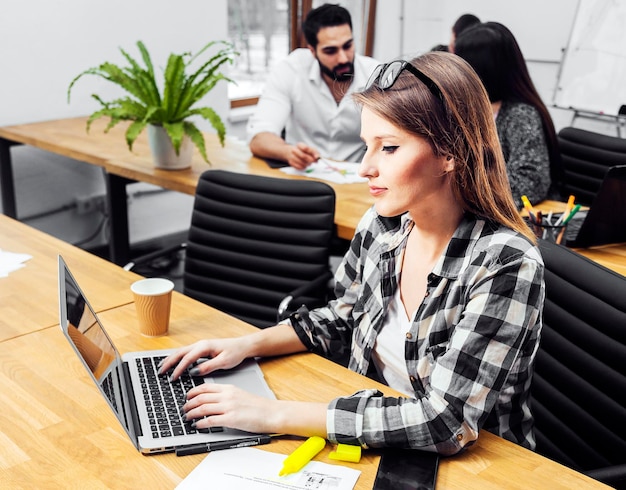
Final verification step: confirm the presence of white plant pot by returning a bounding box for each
[147,124,193,170]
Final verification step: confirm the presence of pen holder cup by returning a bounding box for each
[529,220,568,244]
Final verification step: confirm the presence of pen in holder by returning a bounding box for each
[527,212,567,244]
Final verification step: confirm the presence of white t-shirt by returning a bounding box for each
[371,286,416,397]
[246,48,379,163]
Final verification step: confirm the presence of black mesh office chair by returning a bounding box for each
[533,240,626,488]
[133,170,336,328]
[556,127,626,205]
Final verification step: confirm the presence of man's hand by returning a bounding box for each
[286,142,320,170]
[249,133,320,170]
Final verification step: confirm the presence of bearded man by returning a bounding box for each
[246,3,379,169]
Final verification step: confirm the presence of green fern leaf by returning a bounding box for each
[183,121,209,163]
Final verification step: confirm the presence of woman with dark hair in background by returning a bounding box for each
[449,13,481,53]
[431,13,480,53]
[454,21,561,207]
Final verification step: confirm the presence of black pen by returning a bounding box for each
[175,435,272,456]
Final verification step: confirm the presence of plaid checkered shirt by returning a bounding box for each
[288,207,545,455]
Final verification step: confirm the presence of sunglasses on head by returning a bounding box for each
[365,60,444,104]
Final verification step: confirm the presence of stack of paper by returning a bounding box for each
[0,249,32,277]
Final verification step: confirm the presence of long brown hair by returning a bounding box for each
[353,51,535,242]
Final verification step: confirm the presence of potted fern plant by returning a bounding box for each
[67,40,238,169]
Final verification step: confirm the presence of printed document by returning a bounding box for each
[176,447,361,490]
[280,158,367,184]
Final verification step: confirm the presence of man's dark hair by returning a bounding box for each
[303,3,352,48]
[452,13,480,37]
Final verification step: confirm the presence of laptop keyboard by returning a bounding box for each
[101,371,118,413]
[136,356,224,439]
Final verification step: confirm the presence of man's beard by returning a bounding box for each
[319,61,354,82]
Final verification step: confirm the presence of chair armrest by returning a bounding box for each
[277,270,333,322]
[123,243,187,271]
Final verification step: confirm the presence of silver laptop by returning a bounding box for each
[58,255,276,455]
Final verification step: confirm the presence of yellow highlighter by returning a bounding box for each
[521,195,537,222]
[329,443,361,463]
[278,436,326,476]
[521,195,534,212]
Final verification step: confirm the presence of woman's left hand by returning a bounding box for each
[183,383,280,434]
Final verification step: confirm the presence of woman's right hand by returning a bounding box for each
[157,337,250,381]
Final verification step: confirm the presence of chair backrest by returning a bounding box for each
[533,240,626,475]
[557,127,626,205]
[183,170,336,328]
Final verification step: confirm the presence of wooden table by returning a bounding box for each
[0,214,141,341]
[572,242,626,276]
[0,216,610,488]
[0,289,609,489]
[1,118,624,275]
[0,117,373,264]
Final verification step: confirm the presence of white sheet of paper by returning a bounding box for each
[176,447,361,490]
[0,249,32,277]
[280,158,367,184]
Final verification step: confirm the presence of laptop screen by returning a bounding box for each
[568,165,626,247]
[58,256,136,445]
[63,276,118,381]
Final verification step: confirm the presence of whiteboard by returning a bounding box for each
[553,0,626,116]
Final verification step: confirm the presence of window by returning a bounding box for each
[227,0,376,107]
[227,0,290,106]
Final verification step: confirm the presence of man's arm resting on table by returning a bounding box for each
[250,132,319,169]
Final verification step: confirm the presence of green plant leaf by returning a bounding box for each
[188,107,226,146]
[68,39,239,165]
[183,121,209,163]
[163,53,187,122]
[125,119,148,151]
[134,41,161,106]
[85,108,116,132]
[162,121,186,155]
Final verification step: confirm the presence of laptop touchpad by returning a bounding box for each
[203,362,276,399]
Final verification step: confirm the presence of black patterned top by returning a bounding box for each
[496,101,551,208]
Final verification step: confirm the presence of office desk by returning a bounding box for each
[0,287,609,489]
[1,118,623,275]
[0,214,140,341]
[573,242,626,276]
[0,117,373,264]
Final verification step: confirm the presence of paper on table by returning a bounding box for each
[0,249,32,277]
[280,158,367,184]
[176,446,361,490]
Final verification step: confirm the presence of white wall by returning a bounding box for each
[0,0,229,126]
[372,0,576,62]
[0,0,228,249]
